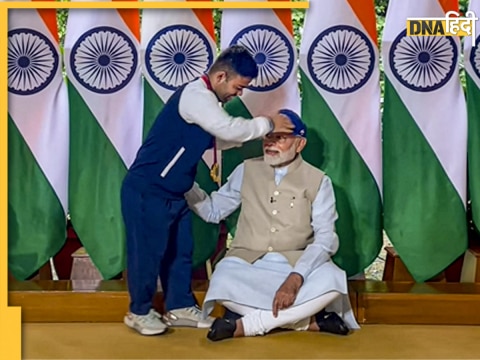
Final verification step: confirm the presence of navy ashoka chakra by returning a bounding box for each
[70,26,138,94]
[469,34,480,80]
[307,25,375,94]
[145,25,213,91]
[230,24,294,92]
[8,28,59,95]
[389,29,457,92]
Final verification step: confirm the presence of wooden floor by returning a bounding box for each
[22,323,480,359]
[10,279,480,359]
[9,279,480,325]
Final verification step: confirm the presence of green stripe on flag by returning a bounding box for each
[383,78,467,282]
[68,84,127,279]
[143,81,164,140]
[300,70,383,277]
[467,75,480,230]
[8,116,66,280]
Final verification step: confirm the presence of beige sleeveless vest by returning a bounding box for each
[226,155,324,266]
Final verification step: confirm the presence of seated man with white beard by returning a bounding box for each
[185,109,359,341]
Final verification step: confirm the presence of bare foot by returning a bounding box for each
[308,315,320,331]
[233,319,245,337]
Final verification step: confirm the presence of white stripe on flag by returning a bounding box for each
[299,0,382,191]
[141,0,217,103]
[382,0,467,205]
[464,0,480,89]
[8,9,69,211]
[64,3,143,168]
[222,0,300,116]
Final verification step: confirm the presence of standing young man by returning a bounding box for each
[121,45,293,335]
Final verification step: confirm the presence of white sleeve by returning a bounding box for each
[215,138,242,150]
[292,176,339,280]
[179,82,272,142]
[184,164,244,223]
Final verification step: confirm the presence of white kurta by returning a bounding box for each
[185,162,360,329]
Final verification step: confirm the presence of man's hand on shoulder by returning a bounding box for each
[272,272,304,317]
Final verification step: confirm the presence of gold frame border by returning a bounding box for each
[0,1,309,359]
[1,1,309,9]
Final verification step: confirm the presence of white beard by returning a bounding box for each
[263,145,297,167]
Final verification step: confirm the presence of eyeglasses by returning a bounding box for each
[264,134,298,144]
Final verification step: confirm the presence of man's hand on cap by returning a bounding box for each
[270,112,294,134]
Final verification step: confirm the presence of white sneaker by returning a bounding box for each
[163,305,215,328]
[124,309,168,335]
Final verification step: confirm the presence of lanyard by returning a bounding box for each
[200,74,213,90]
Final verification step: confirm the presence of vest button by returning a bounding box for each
[270,227,276,233]
[272,210,278,215]
[273,191,280,196]
[267,246,273,252]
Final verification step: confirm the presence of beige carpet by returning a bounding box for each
[22,323,480,359]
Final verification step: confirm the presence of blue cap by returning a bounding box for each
[279,109,307,137]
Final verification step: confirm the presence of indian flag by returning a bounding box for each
[299,0,382,277]
[141,0,219,269]
[221,0,301,232]
[64,0,143,279]
[8,7,69,280]
[382,0,467,281]
[464,0,480,232]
